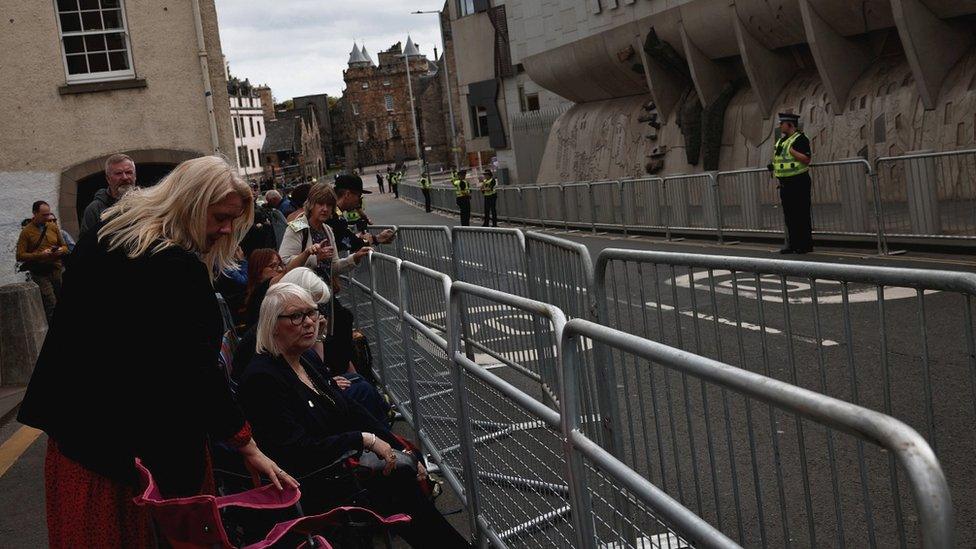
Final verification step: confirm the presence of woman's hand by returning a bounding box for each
[352,247,371,265]
[377,229,396,244]
[362,432,397,475]
[332,376,351,390]
[316,245,335,262]
[239,440,298,490]
[416,460,428,482]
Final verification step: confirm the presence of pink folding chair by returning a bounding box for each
[133,459,410,549]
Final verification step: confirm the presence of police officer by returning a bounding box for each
[480,169,498,227]
[452,169,472,226]
[390,169,400,199]
[768,112,813,254]
[420,170,433,213]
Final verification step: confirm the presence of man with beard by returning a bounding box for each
[80,154,137,236]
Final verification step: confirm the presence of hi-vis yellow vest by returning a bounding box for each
[452,176,470,197]
[772,131,809,178]
[481,177,497,197]
[420,177,431,189]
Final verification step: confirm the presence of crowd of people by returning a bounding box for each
[16,155,469,548]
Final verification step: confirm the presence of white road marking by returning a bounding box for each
[669,269,940,304]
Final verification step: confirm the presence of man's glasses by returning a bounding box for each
[278,309,320,326]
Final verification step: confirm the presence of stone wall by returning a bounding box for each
[0,1,231,284]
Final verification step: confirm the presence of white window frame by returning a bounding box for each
[388,121,395,139]
[352,102,360,116]
[384,95,394,112]
[457,0,476,16]
[55,0,137,84]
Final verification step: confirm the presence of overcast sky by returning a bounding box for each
[214,0,445,102]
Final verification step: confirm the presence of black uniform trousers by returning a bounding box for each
[392,184,399,199]
[422,189,432,212]
[482,195,498,227]
[777,172,813,251]
[457,196,471,226]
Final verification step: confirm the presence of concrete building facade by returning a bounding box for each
[228,76,266,183]
[502,0,976,183]
[0,0,234,285]
[443,0,571,184]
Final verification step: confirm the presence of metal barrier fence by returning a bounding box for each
[397,149,976,251]
[349,239,954,547]
[595,248,976,546]
[393,225,453,276]
[561,318,953,548]
[874,149,976,241]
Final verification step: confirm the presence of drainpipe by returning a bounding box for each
[191,0,221,155]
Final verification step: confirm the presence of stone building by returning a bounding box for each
[293,94,336,170]
[227,75,267,183]
[0,0,234,284]
[339,41,451,169]
[261,104,325,185]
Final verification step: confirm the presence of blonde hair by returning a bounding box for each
[278,267,332,304]
[97,156,254,278]
[304,183,337,218]
[256,283,315,357]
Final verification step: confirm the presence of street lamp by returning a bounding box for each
[412,9,461,168]
[402,36,423,166]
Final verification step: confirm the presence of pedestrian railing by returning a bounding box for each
[395,149,976,252]
[341,227,959,547]
[595,248,976,547]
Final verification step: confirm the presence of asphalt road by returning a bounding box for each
[361,185,976,547]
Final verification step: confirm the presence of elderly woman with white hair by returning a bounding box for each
[239,284,470,548]
[18,156,296,549]
[277,268,392,425]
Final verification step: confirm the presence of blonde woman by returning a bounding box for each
[18,156,297,549]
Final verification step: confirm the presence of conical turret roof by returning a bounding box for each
[348,43,367,65]
[403,36,420,57]
[360,45,375,66]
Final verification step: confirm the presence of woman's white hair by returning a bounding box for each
[278,267,332,304]
[97,156,254,278]
[255,282,316,357]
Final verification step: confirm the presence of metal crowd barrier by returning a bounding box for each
[350,237,954,547]
[561,318,953,548]
[396,149,975,252]
[595,248,976,546]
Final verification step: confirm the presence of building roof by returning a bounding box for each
[360,45,375,66]
[262,117,300,154]
[403,36,420,57]
[348,43,367,65]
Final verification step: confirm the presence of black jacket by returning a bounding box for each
[239,351,402,476]
[17,227,245,496]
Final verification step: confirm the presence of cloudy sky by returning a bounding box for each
[214,0,445,102]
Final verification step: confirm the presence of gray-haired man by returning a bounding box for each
[80,153,137,236]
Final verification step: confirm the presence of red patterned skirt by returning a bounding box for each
[44,439,219,549]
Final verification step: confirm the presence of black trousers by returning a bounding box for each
[456,196,471,226]
[392,184,399,199]
[302,467,469,548]
[482,195,497,227]
[378,182,385,193]
[778,173,813,251]
[422,189,431,212]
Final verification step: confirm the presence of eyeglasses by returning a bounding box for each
[277,309,320,326]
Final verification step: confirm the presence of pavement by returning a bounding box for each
[1,180,972,547]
